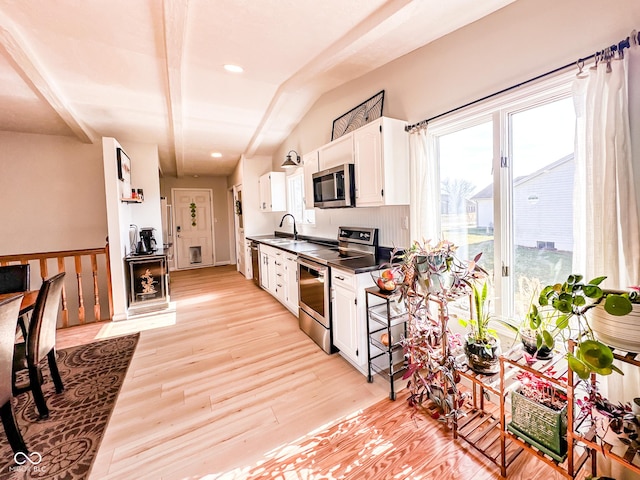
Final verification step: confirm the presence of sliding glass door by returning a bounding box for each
[428,80,576,321]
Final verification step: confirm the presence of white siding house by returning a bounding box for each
[472,155,574,251]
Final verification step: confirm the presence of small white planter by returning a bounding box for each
[589,303,640,353]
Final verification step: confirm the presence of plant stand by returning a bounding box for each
[499,343,592,479]
[365,287,408,400]
[571,342,640,477]
[456,362,523,477]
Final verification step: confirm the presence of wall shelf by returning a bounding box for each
[121,197,143,203]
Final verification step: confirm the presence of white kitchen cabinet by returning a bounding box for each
[353,117,409,207]
[318,133,353,170]
[283,254,298,313]
[302,150,319,210]
[244,239,253,280]
[273,254,286,303]
[331,267,375,374]
[259,248,270,290]
[258,243,298,315]
[260,244,281,297]
[258,172,286,211]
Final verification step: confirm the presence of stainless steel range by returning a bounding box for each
[297,226,378,353]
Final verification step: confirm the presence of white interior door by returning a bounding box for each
[173,188,215,269]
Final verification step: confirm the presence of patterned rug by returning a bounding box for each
[0,334,139,479]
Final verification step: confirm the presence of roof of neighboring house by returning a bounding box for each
[469,153,574,200]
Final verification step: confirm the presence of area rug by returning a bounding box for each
[0,334,139,479]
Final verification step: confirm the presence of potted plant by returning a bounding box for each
[395,239,485,424]
[519,299,558,361]
[529,274,635,380]
[576,385,639,452]
[459,280,502,374]
[508,369,569,461]
[588,286,640,353]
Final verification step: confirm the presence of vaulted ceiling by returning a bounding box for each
[0,0,515,177]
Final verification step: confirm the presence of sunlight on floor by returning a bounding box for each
[188,406,409,480]
[95,309,176,339]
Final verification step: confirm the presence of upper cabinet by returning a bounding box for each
[353,117,409,207]
[258,171,286,212]
[302,117,409,209]
[302,150,319,210]
[318,133,353,170]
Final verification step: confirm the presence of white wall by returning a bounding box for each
[273,0,640,247]
[0,131,106,254]
[102,137,163,320]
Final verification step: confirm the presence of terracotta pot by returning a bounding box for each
[589,302,640,352]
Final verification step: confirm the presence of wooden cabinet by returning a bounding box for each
[258,172,286,211]
[302,150,319,210]
[353,117,409,207]
[318,133,352,170]
[331,267,375,374]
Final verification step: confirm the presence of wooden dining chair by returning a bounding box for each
[0,294,28,453]
[0,264,30,339]
[13,272,65,419]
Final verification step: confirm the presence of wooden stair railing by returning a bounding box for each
[0,243,113,328]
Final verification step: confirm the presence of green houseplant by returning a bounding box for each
[395,239,486,424]
[508,369,569,461]
[459,280,502,374]
[530,274,637,379]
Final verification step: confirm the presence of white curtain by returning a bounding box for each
[409,127,440,243]
[574,44,640,480]
[572,48,640,289]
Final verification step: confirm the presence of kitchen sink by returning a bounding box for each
[267,238,306,245]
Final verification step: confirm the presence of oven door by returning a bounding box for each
[297,258,330,328]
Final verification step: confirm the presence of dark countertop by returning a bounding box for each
[247,234,387,273]
[328,254,381,274]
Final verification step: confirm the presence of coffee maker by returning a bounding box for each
[138,227,158,254]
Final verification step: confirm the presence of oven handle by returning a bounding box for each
[297,257,328,273]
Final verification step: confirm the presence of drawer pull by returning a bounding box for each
[336,276,345,281]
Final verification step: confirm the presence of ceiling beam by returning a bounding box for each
[0,9,96,144]
[244,0,413,157]
[162,0,189,178]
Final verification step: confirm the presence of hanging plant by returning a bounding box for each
[190,202,197,226]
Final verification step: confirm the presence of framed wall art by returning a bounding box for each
[117,147,132,198]
[331,90,385,140]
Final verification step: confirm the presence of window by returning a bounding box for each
[286,170,315,225]
[428,76,576,320]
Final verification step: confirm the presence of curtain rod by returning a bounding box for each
[405,32,637,132]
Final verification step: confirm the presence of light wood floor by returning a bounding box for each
[55,265,589,479]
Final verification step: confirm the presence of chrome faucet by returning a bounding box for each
[279,214,298,240]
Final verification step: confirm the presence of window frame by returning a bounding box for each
[426,72,575,321]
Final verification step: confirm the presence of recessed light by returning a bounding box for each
[211,152,222,158]
[223,64,243,73]
[193,175,199,178]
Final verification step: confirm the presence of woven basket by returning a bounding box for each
[507,389,568,462]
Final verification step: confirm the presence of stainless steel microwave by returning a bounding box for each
[312,163,355,208]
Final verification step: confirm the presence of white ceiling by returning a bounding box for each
[0,0,516,177]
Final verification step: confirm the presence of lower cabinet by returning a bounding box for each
[283,254,298,313]
[259,248,270,290]
[331,267,374,374]
[258,243,298,316]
